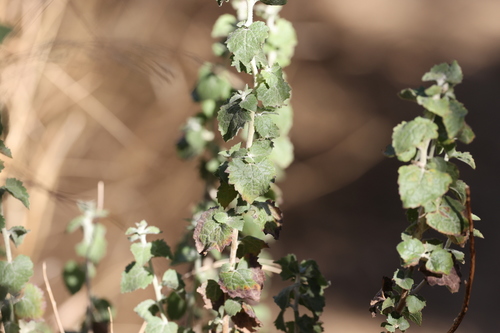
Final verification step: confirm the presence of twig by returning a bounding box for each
[138,321,147,333]
[107,307,114,333]
[447,186,476,333]
[43,262,65,333]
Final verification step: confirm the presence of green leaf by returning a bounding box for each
[405,295,426,314]
[14,283,45,320]
[237,236,269,258]
[260,0,288,5]
[120,262,153,293]
[217,181,238,208]
[0,255,33,293]
[193,208,233,255]
[212,14,237,38]
[226,22,269,72]
[273,285,294,310]
[151,239,172,259]
[134,299,156,320]
[416,96,450,117]
[131,242,153,266]
[217,98,252,142]
[63,260,86,294]
[457,123,475,144]
[275,254,299,280]
[166,291,187,320]
[426,196,467,236]
[247,139,273,163]
[0,140,12,158]
[396,237,425,267]
[255,112,280,139]
[442,100,467,139]
[448,150,475,169]
[219,266,265,302]
[386,313,410,332]
[224,299,242,316]
[398,165,452,209]
[426,249,453,274]
[145,316,178,333]
[197,279,224,310]
[227,158,275,203]
[8,226,29,247]
[392,117,438,162]
[422,60,463,85]
[0,25,12,44]
[270,136,294,171]
[4,178,30,208]
[393,269,413,290]
[264,17,296,67]
[256,64,291,107]
[162,269,185,290]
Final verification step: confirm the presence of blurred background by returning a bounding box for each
[0,0,498,332]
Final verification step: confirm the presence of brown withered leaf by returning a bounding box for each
[193,208,233,255]
[197,279,224,311]
[420,264,462,293]
[232,303,262,333]
[219,264,265,303]
[369,276,393,317]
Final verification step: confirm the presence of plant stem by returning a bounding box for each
[1,227,11,263]
[292,276,301,333]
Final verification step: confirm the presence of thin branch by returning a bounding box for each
[107,307,114,333]
[447,186,476,333]
[43,262,65,333]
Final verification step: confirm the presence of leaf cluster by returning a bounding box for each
[372,61,481,332]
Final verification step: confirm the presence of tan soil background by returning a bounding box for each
[0,0,499,332]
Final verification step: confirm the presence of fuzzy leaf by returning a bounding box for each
[264,17,296,67]
[145,317,178,333]
[8,226,29,248]
[255,113,280,139]
[131,242,153,266]
[224,299,242,316]
[227,158,275,203]
[247,139,273,163]
[219,265,265,302]
[75,223,107,264]
[406,295,426,314]
[422,60,463,85]
[120,262,153,293]
[193,208,233,255]
[256,64,291,107]
[162,269,185,290]
[237,236,269,258]
[393,269,413,290]
[151,239,172,259]
[217,181,238,208]
[14,283,45,320]
[218,99,252,142]
[426,196,467,236]
[226,22,269,71]
[426,249,453,275]
[0,140,12,158]
[392,117,438,162]
[134,299,156,320]
[398,165,452,209]
[167,291,187,320]
[0,255,33,293]
[443,100,468,138]
[448,150,475,169]
[4,178,30,208]
[396,238,425,267]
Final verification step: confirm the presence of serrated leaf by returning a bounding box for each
[426,196,467,236]
[151,239,172,259]
[162,269,184,290]
[167,291,187,320]
[120,262,153,293]
[256,64,291,107]
[63,260,86,294]
[240,92,258,112]
[275,254,299,280]
[227,22,269,72]
[218,99,252,142]
[0,255,33,293]
[273,284,294,310]
[393,269,414,290]
[227,158,275,203]
[14,283,45,320]
[0,140,12,158]
[134,299,156,320]
[247,139,273,163]
[131,242,153,266]
[426,249,453,274]
[398,165,452,209]
[422,61,463,85]
[397,238,425,267]
[443,99,467,138]
[392,117,438,162]
[4,178,30,208]
[219,266,265,302]
[246,201,283,239]
[449,150,475,169]
[406,295,426,314]
[224,299,242,316]
[255,112,280,139]
[193,208,233,255]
